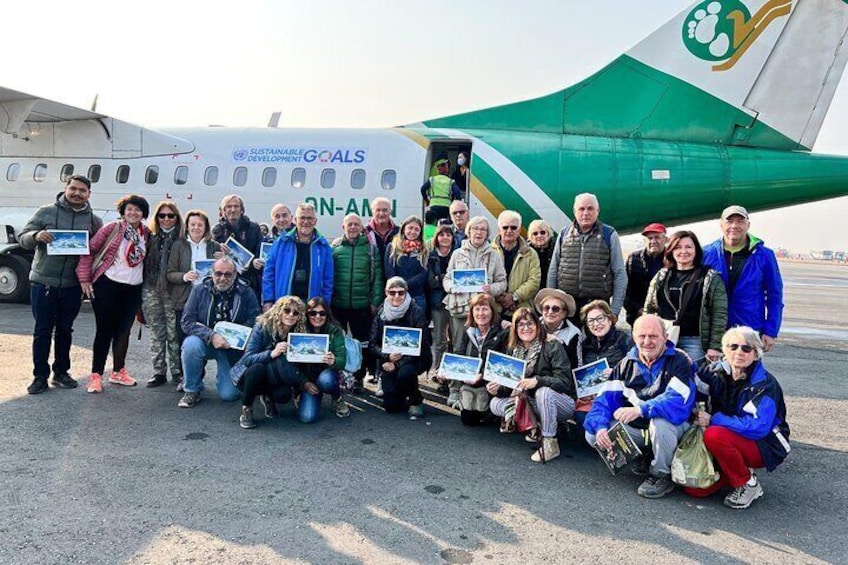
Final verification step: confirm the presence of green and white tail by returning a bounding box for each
[425,0,848,151]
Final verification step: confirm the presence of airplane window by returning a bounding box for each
[60,164,74,182]
[6,163,20,182]
[380,169,397,190]
[88,165,101,183]
[204,166,219,186]
[233,166,248,187]
[116,165,130,184]
[174,166,188,185]
[320,168,336,189]
[34,163,48,183]
[146,166,159,184]
[291,168,306,189]
[351,169,366,189]
[262,167,277,188]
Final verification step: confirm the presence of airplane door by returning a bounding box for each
[423,141,472,225]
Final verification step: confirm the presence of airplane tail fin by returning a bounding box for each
[423,0,848,151]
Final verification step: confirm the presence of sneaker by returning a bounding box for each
[175,378,184,392]
[723,476,764,509]
[408,404,424,420]
[109,368,137,387]
[531,437,560,463]
[260,395,279,419]
[524,428,541,443]
[375,378,384,398]
[334,396,350,418]
[51,373,78,389]
[239,406,257,429]
[178,392,200,408]
[630,456,651,477]
[86,373,103,394]
[366,374,378,384]
[637,472,675,499]
[27,377,49,395]
[146,374,167,388]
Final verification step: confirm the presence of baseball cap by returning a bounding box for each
[641,222,667,236]
[721,205,749,220]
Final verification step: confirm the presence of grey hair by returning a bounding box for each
[497,209,522,228]
[385,276,408,291]
[722,326,765,360]
[464,216,490,237]
[528,219,553,239]
[295,202,316,215]
[213,256,237,271]
[342,213,362,225]
[573,192,600,209]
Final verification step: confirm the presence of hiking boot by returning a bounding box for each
[260,395,279,419]
[146,374,167,388]
[239,406,257,429]
[109,368,137,386]
[334,396,350,418]
[525,428,541,443]
[27,377,49,395]
[178,392,200,408]
[408,404,424,420]
[87,373,103,394]
[375,378,384,398]
[723,475,764,509]
[51,373,78,389]
[630,456,651,477]
[638,472,675,499]
[531,437,560,463]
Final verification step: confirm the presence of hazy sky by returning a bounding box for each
[4,1,847,251]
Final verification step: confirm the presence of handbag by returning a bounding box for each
[671,425,720,488]
[514,393,538,433]
[90,222,123,275]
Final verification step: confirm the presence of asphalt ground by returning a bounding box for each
[0,261,846,565]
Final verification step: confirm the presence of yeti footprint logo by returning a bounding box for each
[683,0,792,71]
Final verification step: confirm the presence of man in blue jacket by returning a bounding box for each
[262,202,334,310]
[703,205,783,351]
[584,314,695,498]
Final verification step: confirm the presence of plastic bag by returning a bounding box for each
[671,426,720,488]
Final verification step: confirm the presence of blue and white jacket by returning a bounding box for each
[584,343,695,435]
[262,228,334,305]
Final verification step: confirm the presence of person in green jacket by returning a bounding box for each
[332,213,384,391]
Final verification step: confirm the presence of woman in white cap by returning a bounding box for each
[535,288,582,368]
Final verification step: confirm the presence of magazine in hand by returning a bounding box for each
[224,236,255,273]
[594,421,643,475]
[287,333,330,363]
[193,259,217,281]
[382,326,422,356]
[46,230,90,256]
[483,350,526,390]
[259,241,273,261]
[451,268,487,293]
[573,358,610,400]
[212,321,252,350]
[439,353,482,382]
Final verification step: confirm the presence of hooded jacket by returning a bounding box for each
[262,229,334,305]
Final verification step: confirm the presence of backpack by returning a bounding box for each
[343,335,363,373]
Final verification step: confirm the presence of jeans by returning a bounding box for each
[181,335,241,401]
[677,336,704,364]
[30,282,83,378]
[297,369,340,423]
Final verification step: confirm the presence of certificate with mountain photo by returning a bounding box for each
[259,241,273,261]
[287,333,330,363]
[193,259,217,281]
[439,353,482,382]
[212,321,252,350]
[224,236,255,273]
[593,421,643,476]
[451,268,487,293]
[483,350,526,389]
[573,358,610,400]
[46,230,89,255]
[382,326,422,356]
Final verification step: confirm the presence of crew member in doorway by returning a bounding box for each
[421,159,461,225]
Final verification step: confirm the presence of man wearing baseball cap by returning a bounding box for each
[703,206,783,351]
[624,223,667,327]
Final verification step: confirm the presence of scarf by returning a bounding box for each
[402,239,422,255]
[512,338,544,378]
[210,285,236,324]
[146,229,177,285]
[381,292,412,321]
[124,223,145,267]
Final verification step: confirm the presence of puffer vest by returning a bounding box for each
[556,222,612,299]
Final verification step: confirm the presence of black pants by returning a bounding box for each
[30,282,83,378]
[90,277,142,374]
[381,362,424,413]
[335,305,373,381]
[238,360,295,407]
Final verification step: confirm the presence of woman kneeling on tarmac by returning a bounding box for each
[686,326,790,509]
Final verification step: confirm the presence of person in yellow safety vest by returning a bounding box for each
[420,160,461,225]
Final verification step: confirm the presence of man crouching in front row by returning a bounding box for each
[584,314,695,498]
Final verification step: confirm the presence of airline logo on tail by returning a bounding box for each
[683,0,792,71]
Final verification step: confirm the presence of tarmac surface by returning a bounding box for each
[0,261,846,564]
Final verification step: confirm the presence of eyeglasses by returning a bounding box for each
[387,290,406,297]
[282,307,302,317]
[542,305,563,313]
[500,225,519,231]
[586,315,608,326]
[297,217,317,222]
[157,213,177,219]
[469,226,488,232]
[726,343,754,353]
[307,310,327,317]
[516,321,536,330]
[212,271,235,278]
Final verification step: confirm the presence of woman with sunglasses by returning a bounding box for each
[527,219,555,287]
[644,230,728,364]
[385,215,430,313]
[232,296,307,429]
[302,297,350,420]
[427,223,458,383]
[534,288,582,369]
[487,308,575,462]
[369,277,432,420]
[685,326,790,509]
[141,201,185,388]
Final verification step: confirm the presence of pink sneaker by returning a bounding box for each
[109,368,137,387]
[87,373,103,393]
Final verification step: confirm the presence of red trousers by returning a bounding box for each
[683,425,765,498]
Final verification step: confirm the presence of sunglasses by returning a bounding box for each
[531,231,546,236]
[452,210,468,215]
[387,290,406,296]
[500,225,519,231]
[158,213,177,219]
[307,310,327,317]
[542,305,563,313]
[282,307,302,317]
[212,271,234,278]
[726,343,754,353]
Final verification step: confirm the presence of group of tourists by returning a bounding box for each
[20,174,789,509]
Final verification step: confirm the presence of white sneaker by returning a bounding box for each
[447,390,461,409]
[375,378,384,398]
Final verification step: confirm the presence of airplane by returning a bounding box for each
[1,0,848,303]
